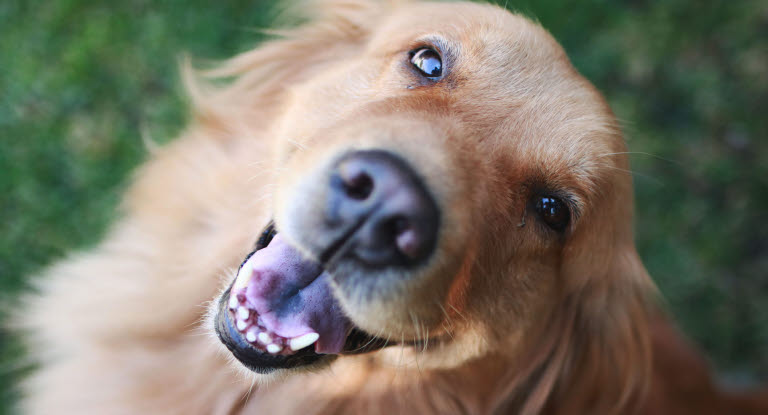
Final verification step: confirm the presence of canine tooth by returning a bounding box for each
[266,343,282,354]
[246,328,258,343]
[236,306,249,321]
[236,320,248,331]
[257,332,272,345]
[228,295,239,309]
[289,332,319,351]
[232,261,253,292]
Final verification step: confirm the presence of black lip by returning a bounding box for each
[254,220,279,251]
[214,222,391,373]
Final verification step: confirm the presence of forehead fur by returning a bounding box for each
[364,1,627,206]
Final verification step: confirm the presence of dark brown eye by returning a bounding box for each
[410,48,442,78]
[534,196,570,231]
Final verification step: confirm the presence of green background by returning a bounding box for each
[1,0,766,412]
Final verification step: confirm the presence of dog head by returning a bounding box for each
[210,0,654,408]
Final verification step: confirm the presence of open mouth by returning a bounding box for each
[214,222,390,373]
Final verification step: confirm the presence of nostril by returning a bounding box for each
[380,216,420,261]
[392,216,410,234]
[339,166,374,201]
[392,217,421,260]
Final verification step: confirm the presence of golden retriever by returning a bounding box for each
[18,0,768,414]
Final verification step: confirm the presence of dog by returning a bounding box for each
[18,0,768,414]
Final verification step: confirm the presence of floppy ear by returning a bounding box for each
[491,168,657,415]
[548,248,655,414]
[491,248,655,415]
[182,0,387,135]
[541,173,657,414]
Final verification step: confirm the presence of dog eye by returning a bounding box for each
[534,196,570,231]
[410,48,443,78]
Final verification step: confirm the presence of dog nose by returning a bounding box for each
[327,150,439,267]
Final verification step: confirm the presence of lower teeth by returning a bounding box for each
[229,293,318,355]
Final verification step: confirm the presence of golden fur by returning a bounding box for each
[18,1,768,414]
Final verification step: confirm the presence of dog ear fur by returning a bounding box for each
[550,250,654,414]
[492,249,655,415]
[181,0,389,136]
[490,165,656,414]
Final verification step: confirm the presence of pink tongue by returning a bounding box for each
[241,234,351,354]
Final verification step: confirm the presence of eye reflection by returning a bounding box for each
[534,196,570,231]
[410,48,443,78]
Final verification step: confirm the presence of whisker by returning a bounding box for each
[248,192,273,205]
[602,165,663,184]
[436,302,456,340]
[597,151,681,165]
[351,326,387,353]
[447,303,469,323]
[409,312,424,381]
[245,171,269,183]
[397,332,406,371]
[286,138,306,150]
[243,376,257,406]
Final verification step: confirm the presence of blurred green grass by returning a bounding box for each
[1,0,766,412]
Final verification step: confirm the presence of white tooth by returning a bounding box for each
[228,295,239,309]
[236,320,248,331]
[266,343,282,354]
[257,332,272,345]
[232,261,253,292]
[236,306,250,321]
[245,328,258,343]
[289,332,319,351]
